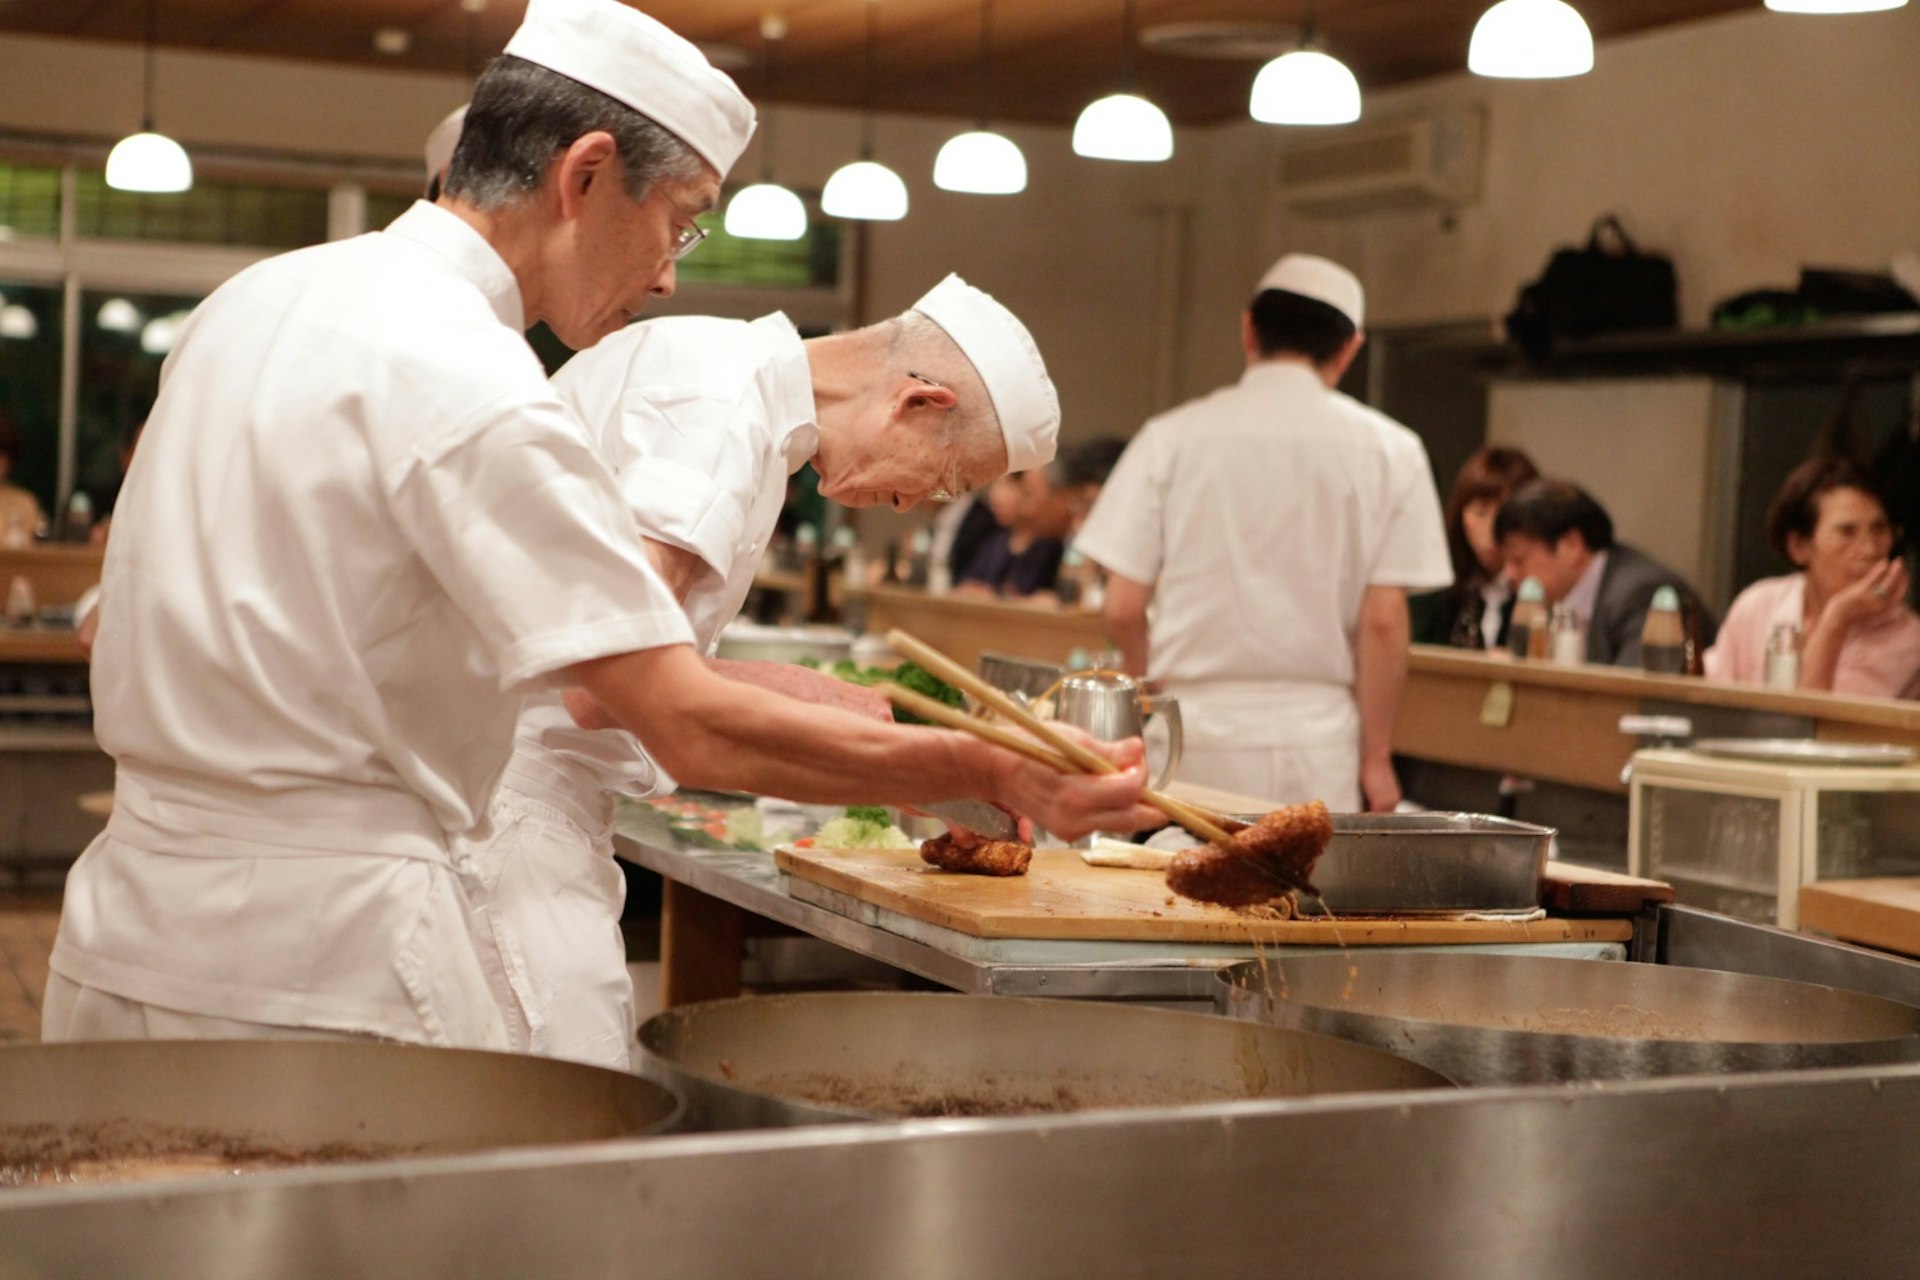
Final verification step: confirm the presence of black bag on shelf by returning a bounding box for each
[1505,215,1679,358]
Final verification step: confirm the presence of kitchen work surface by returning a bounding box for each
[1798,879,1920,958]
[773,845,1635,946]
[617,800,1640,1008]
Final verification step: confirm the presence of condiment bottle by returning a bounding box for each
[1640,585,1688,675]
[4,575,34,627]
[1507,578,1548,660]
[1548,603,1584,665]
[1764,621,1801,690]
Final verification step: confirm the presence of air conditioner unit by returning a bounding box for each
[1273,108,1483,217]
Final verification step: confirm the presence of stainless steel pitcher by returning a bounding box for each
[1054,671,1183,790]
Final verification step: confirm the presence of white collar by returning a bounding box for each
[1239,360,1328,393]
[1564,549,1610,623]
[383,201,525,332]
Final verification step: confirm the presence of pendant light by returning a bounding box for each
[933,0,1027,195]
[1072,0,1173,162]
[725,15,808,241]
[1249,2,1361,126]
[1468,0,1595,79]
[105,0,193,193]
[1764,0,1906,10]
[822,0,909,221]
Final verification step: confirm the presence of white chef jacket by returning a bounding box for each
[49,201,695,1046]
[456,313,816,1066]
[1073,361,1450,806]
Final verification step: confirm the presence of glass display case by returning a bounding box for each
[1629,746,1920,927]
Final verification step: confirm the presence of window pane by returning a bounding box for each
[73,169,330,250]
[0,163,61,242]
[77,289,200,519]
[365,190,419,232]
[0,281,64,533]
[679,202,841,288]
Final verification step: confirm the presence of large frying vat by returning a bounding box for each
[1218,952,1920,1085]
[638,991,1449,1129]
[0,1040,680,1187]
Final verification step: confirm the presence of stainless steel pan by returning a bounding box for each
[1218,952,1920,1084]
[1235,811,1551,914]
[638,991,1449,1129]
[0,1039,680,1187]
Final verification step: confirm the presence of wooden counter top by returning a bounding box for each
[0,629,86,665]
[849,584,1107,669]
[1397,646,1920,794]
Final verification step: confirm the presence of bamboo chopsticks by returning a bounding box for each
[881,629,1239,847]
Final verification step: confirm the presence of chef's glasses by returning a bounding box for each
[668,218,709,262]
[909,372,969,503]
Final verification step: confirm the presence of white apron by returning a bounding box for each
[452,755,635,1071]
[1167,679,1361,812]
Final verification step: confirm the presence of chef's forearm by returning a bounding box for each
[572,645,998,803]
[1354,585,1410,766]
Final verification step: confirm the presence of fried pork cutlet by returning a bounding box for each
[1164,800,1333,909]
[920,832,1033,877]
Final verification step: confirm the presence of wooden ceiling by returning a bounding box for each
[1,0,1761,125]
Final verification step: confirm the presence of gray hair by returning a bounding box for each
[444,56,707,210]
[884,312,1007,485]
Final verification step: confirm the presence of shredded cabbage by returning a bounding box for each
[812,812,914,849]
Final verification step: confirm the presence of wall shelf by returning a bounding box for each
[1474,313,1920,382]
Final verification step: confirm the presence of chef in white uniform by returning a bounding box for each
[44,0,1156,1049]
[1075,254,1450,812]
[461,275,1059,1067]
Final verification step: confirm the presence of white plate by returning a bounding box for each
[1691,738,1916,767]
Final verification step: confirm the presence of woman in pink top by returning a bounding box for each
[1706,457,1920,697]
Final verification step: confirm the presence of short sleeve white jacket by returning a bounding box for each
[50,203,695,1043]
[1074,361,1450,727]
[501,313,818,802]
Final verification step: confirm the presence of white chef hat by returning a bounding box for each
[1255,253,1366,329]
[911,274,1061,474]
[423,105,467,182]
[503,0,756,176]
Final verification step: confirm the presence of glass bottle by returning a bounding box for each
[1641,585,1688,675]
[1508,578,1548,661]
[1764,622,1801,690]
[1548,603,1585,665]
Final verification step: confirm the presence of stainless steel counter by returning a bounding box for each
[613,800,1625,1002]
[7,1056,1920,1277]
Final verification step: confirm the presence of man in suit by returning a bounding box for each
[1495,479,1716,666]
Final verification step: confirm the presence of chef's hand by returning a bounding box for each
[1360,756,1402,813]
[938,806,1035,847]
[988,732,1158,842]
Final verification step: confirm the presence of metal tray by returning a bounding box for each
[1691,738,1915,767]
[1232,811,1552,915]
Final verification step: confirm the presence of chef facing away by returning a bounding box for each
[43,0,1155,1049]
[1075,255,1451,813]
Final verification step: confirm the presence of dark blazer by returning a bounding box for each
[1586,543,1717,666]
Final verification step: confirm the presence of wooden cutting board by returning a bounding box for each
[774,846,1634,945]
[1798,879,1920,958]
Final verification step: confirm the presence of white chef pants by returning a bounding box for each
[41,973,378,1042]
[454,777,633,1072]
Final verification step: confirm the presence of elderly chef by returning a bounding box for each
[44,0,1155,1049]
[461,275,1059,1067]
[1075,254,1450,812]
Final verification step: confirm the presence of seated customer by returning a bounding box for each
[1056,435,1129,534]
[1411,445,1540,648]
[1705,457,1920,696]
[957,469,1072,599]
[1496,479,1716,666]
